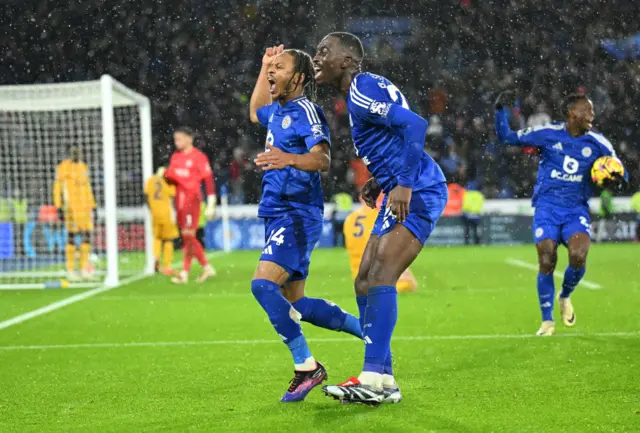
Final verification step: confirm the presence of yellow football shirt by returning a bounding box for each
[343,206,378,280]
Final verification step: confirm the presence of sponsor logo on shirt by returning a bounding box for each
[551,169,583,182]
[553,142,563,151]
[175,168,190,177]
[311,124,324,138]
[369,102,391,117]
[563,155,579,174]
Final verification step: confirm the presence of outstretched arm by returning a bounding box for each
[249,45,284,124]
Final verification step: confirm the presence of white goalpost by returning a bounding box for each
[0,75,154,289]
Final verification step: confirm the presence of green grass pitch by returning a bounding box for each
[1,244,639,432]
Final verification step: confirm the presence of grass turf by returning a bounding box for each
[1,244,639,432]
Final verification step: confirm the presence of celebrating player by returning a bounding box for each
[144,166,178,276]
[53,146,96,281]
[164,127,217,284]
[495,92,628,336]
[249,45,362,402]
[314,32,447,404]
[344,195,418,293]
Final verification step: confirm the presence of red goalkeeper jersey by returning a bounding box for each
[165,147,215,201]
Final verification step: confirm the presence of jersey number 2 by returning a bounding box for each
[386,84,409,109]
[153,181,163,200]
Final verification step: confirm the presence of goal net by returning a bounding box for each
[0,75,154,289]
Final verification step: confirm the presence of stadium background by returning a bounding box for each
[2,1,640,430]
[2,0,639,210]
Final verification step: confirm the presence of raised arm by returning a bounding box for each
[495,108,522,144]
[249,45,284,124]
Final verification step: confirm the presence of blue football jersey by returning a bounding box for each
[496,110,619,210]
[256,96,331,221]
[347,73,446,194]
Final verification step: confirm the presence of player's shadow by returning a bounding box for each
[309,401,476,433]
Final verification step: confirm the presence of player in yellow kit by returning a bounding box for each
[344,196,418,292]
[53,146,96,281]
[144,167,179,275]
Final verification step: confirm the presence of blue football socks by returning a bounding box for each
[560,265,585,299]
[537,273,555,322]
[363,286,398,374]
[356,295,368,330]
[251,279,311,364]
[383,351,394,376]
[292,296,362,338]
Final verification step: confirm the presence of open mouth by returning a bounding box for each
[313,64,322,80]
[267,76,277,94]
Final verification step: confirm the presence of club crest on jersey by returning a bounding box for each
[535,227,544,238]
[370,102,391,117]
[281,115,292,129]
[582,147,592,157]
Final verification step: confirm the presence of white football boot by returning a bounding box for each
[558,296,576,327]
[382,374,403,403]
[536,320,556,336]
[196,264,216,283]
[171,270,189,285]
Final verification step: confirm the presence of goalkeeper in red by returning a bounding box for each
[165,127,217,284]
[495,93,627,336]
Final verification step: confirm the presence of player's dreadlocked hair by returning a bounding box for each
[563,93,590,115]
[283,49,317,101]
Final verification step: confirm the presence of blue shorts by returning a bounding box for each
[260,215,323,282]
[372,182,448,245]
[533,206,591,245]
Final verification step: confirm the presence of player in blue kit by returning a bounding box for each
[249,45,362,402]
[313,32,448,404]
[495,92,628,336]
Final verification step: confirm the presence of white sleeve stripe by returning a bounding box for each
[588,131,615,155]
[517,123,565,137]
[349,94,370,109]
[350,91,372,108]
[300,100,320,124]
[351,83,373,103]
[297,101,315,125]
[298,99,316,125]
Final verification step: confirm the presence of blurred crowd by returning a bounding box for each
[3,0,639,204]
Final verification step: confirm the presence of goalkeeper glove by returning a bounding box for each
[602,173,629,193]
[205,195,217,220]
[494,90,515,110]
